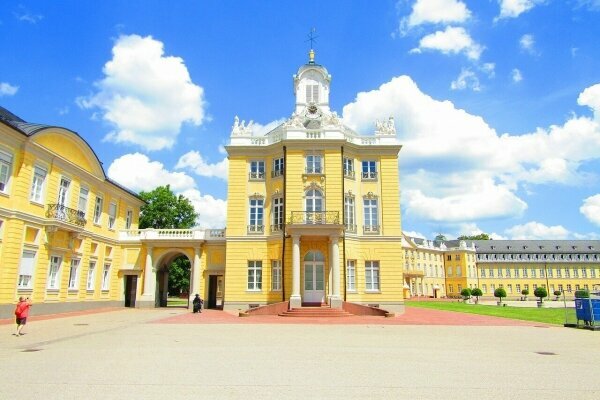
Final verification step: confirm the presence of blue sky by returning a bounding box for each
[2,0,600,240]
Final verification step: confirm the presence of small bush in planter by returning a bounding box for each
[494,287,507,304]
[534,287,548,303]
[575,290,590,298]
[471,288,483,303]
[521,289,529,300]
[553,290,561,300]
[460,288,472,301]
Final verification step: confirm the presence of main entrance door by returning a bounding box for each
[303,251,325,304]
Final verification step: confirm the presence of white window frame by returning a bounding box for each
[78,186,89,218]
[57,176,71,207]
[247,260,262,291]
[30,165,47,203]
[344,195,355,232]
[271,260,282,291]
[93,195,103,225]
[346,260,356,291]
[87,261,96,291]
[272,197,283,231]
[47,255,62,290]
[17,250,36,289]
[305,154,322,174]
[343,157,354,178]
[363,198,379,232]
[248,198,264,233]
[306,84,319,103]
[0,150,13,194]
[108,201,117,229]
[365,260,380,292]
[272,157,284,178]
[125,209,133,229]
[249,160,265,180]
[101,263,111,291]
[68,258,80,290]
[361,160,377,180]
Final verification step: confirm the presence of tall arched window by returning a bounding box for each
[305,189,323,223]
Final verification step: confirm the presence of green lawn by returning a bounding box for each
[406,300,570,325]
[167,297,189,307]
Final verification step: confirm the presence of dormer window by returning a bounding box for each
[306,84,319,103]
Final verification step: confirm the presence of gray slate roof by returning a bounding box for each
[472,240,599,254]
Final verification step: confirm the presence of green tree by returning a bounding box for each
[494,287,507,304]
[534,287,548,303]
[457,233,491,240]
[460,288,472,301]
[521,289,529,300]
[168,256,191,296]
[553,290,561,300]
[471,288,483,303]
[138,185,199,297]
[138,185,198,229]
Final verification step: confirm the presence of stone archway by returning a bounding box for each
[154,250,193,308]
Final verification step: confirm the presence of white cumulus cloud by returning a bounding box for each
[342,76,600,225]
[107,153,226,228]
[519,34,537,54]
[401,0,471,32]
[175,151,228,180]
[0,82,19,96]
[78,34,205,151]
[180,189,227,229]
[580,194,600,226]
[411,26,483,60]
[512,68,523,82]
[107,153,196,192]
[496,0,544,20]
[505,221,570,239]
[450,68,481,91]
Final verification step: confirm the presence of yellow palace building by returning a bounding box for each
[2,51,598,317]
[224,50,405,312]
[0,106,144,315]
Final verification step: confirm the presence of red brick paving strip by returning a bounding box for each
[0,307,123,325]
[153,307,540,326]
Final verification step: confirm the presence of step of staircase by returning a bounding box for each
[278,306,353,318]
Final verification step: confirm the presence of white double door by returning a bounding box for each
[303,261,325,303]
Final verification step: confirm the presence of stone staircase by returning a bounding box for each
[278,305,354,318]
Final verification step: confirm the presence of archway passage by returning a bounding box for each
[156,253,192,308]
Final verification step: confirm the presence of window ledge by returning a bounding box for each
[0,191,9,198]
[365,290,381,294]
[46,288,60,293]
[30,200,45,207]
[246,289,263,293]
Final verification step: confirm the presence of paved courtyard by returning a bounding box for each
[1,307,599,399]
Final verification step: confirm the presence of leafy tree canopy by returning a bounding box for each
[457,233,491,240]
[168,256,191,296]
[471,288,483,297]
[534,287,548,301]
[139,185,199,229]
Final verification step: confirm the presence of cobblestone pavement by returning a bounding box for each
[0,307,598,399]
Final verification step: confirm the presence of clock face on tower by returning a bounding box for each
[307,104,319,118]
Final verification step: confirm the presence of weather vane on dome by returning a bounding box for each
[306,28,318,63]
[306,28,318,50]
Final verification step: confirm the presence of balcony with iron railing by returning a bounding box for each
[46,204,86,228]
[247,224,265,234]
[270,223,283,232]
[289,211,340,225]
[363,225,380,234]
[343,169,355,179]
[344,224,357,233]
[361,171,378,180]
[248,171,265,181]
[271,169,284,178]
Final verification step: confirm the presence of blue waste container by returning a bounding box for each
[575,298,600,325]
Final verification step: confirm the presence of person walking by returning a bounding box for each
[14,297,32,336]
[192,294,203,313]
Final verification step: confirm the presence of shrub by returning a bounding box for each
[575,290,590,298]
[533,287,548,302]
[553,290,561,297]
[494,287,507,304]
[521,289,529,296]
[471,288,483,301]
[460,288,472,300]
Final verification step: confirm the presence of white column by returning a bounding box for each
[329,235,342,308]
[140,246,156,307]
[189,246,203,308]
[290,235,301,308]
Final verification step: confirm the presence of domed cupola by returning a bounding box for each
[293,49,331,115]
